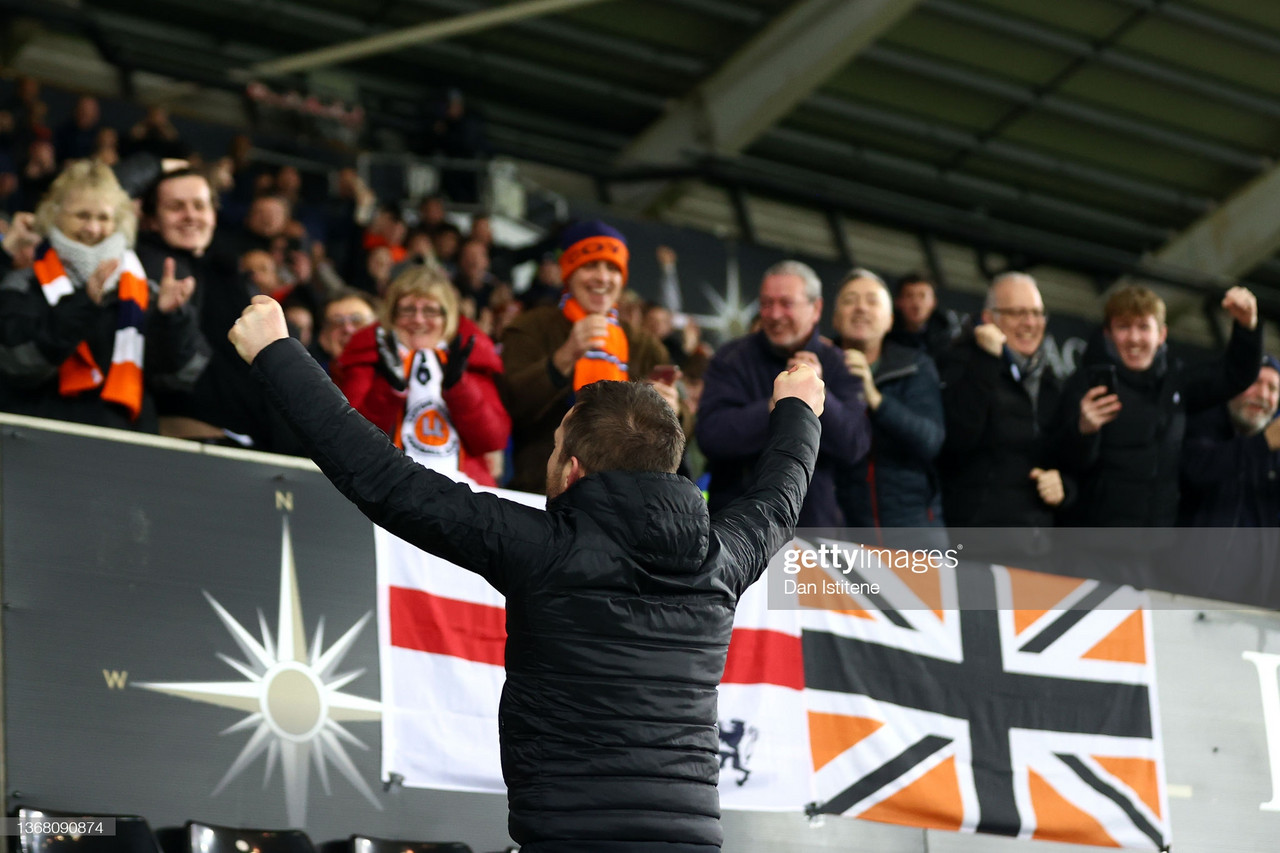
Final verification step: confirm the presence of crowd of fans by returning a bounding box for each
[1,80,1278,583]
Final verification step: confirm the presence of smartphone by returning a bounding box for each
[648,364,679,385]
[1087,364,1118,394]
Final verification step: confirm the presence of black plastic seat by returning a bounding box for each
[349,836,472,853]
[16,807,164,853]
[185,822,317,853]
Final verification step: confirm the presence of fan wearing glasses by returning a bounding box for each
[938,272,1073,549]
[332,265,510,486]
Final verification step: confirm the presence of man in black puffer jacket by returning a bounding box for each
[1062,284,1261,528]
[229,295,824,853]
[1057,284,1261,589]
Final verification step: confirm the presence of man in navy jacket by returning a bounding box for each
[698,260,869,526]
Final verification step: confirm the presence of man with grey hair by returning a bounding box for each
[937,271,1071,555]
[698,259,870,525]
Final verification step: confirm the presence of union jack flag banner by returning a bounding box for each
[789,537,1171,849]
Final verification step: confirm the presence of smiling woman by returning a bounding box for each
[0,159,206,432]
[332,265,510,487]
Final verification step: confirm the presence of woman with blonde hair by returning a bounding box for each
[0,159,204,431]
[333,264,509,485]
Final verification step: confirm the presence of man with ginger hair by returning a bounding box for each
[1062,283,1261,528]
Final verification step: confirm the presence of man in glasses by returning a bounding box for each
[317,289,378,369]
[937,272,1071,558]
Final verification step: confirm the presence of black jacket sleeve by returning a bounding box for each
[710,397,821,597]
[252,337,556,593]
[1182,321,1264,414]
[939,340,999,456]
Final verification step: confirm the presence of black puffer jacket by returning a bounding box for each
[1061,323,1262,527]
[252,338,820,850]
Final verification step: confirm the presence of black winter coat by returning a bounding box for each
[0,242,206,432]
[252,338,820,850]
[938,338,1069,529]
[1061,323,1262,527]
[1180,406,1280,527]
[137,231,306,454]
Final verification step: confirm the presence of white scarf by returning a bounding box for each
[46,226,129,294]
[399,347,463,478]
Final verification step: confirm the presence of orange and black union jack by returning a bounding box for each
[797,549,1170,850]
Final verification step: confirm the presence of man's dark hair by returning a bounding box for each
[561,381,684,476]
[141,167,217,219]
[894,272,934,297]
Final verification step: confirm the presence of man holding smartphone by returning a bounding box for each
[1062,284,1261,529]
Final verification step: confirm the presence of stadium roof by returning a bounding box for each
[10,0,1280,322]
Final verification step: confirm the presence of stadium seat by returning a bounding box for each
[348,836,473,853]
[184,822,316,853]
[16,807,165,853]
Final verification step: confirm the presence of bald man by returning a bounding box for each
[936,273,1071,552]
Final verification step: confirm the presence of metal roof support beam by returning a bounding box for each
[247,0,616,77]
[729,185,758,246]
[924,0,1280,119]
[759,126,1183,239]
[864,45,1269,172]
[1112,0,1280,57]
[800,95,1213,213]
[1151,164,1280,280]
[619,0,921,165]
[828,209,854,268]
[405,0,707,75]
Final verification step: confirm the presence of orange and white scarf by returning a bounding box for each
[560,294,628,391]
[33,245,150,421]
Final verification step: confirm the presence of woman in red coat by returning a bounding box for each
[332,264,510,485]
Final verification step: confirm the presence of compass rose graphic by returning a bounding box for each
[136,517,383,825]
[688,247,758,343]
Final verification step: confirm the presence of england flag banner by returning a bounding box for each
[375,488,813,805]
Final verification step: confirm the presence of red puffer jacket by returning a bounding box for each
[331,315,510,486]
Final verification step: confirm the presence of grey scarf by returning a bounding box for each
[46,226,128,294]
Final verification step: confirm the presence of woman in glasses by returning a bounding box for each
[333,264,510,486]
